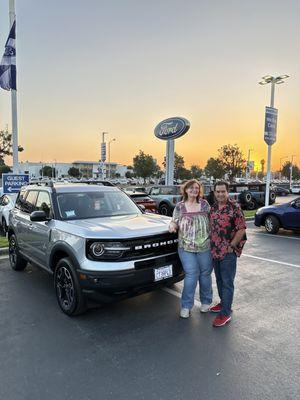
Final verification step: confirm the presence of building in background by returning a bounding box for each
[17,161,129,179]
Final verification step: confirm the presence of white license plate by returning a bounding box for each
[154,265,173,282]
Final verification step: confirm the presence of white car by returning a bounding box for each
[291,185,300,194]
[0,193,17,233]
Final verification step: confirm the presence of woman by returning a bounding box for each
[169,179,212,318]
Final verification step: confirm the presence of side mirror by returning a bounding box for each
[30,210,48,222]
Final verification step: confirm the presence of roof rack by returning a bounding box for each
[28,180,54,188]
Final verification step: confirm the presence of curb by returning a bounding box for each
[245,217,254,221]
[0,247,9,255]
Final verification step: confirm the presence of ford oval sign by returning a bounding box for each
[154,117,190,140]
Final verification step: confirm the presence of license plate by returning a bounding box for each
[154,265,173,282]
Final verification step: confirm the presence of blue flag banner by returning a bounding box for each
[0,20,16,91]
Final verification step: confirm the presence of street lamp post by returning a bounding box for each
[279,156,288,180]
[259,74,289,206]
[246,148,253,182]
[289,155,297,190]
[108,138,116,180]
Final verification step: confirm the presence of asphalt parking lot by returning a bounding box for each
[0,221,299,400]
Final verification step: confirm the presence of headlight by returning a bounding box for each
[87,241,131,260]
[90,242,105,257]
[255,207,264,215]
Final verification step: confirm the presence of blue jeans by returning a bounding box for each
[213,253,237,316]
[178,248,213,309]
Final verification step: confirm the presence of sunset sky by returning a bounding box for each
[0,0,299,171]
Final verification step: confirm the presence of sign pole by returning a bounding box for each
[265,80,275,207]
[9,0,19,173]
[166,139,174,185]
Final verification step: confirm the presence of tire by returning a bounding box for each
[239,190,252,205]
[9,234,28,271]
[246,199,257,210]
[264,215,280,234]
[54,257,86,316]
[159,203,172,216]
[269,190,276,204]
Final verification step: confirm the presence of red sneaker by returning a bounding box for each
[213,315,231,327]
[210,303,222,313]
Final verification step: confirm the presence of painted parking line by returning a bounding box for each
[248,231,300,241]
[242,253,300,269]
[162,286,201,308]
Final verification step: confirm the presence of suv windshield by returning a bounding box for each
[57,190,140,220]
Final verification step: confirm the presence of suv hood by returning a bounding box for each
[56,213,171,239]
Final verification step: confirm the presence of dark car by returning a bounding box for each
[124,190,158,213]
[274,186,290,196]
[254,197,300,234]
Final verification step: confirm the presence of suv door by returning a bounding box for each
[26,190,54,267]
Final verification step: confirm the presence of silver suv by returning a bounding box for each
[8,183,183,316]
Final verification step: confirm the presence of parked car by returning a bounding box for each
[291,185,300,194]
[124,190,158,213]
[254,197,300,234]
[274,186,290,196]
[203,183,276,210]
[0,193,18,233]
[148,185,182,216]
[8,183,184,315]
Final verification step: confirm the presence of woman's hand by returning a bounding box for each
[169,221,178,233]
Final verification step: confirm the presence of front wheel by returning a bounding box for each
[9,234,28,271]
[54,257,86,316]
[264,215,280,234]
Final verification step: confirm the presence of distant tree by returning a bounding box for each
[125,171,133,179]
[40,165,55,178]
[68,167,80,178]
[190,165,203,179]
[282,162,300,180]
[204,157,225,179]
[0,164,12,177]
[154,164,163,179]
[177,168,192,181]
[217,144,246,179]
[0,129,24,165]
[133,150,157,183]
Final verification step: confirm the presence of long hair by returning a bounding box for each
[181,179,203,202]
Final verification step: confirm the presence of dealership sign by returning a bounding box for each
[154,117,190,140]
[264,106,278,145]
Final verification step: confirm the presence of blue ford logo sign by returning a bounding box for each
[154,117,190,140]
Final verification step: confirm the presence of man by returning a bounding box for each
[209,181,246,327]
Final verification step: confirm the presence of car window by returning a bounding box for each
[57,190,140,220]
[150,188,160,195]
[0,195,8,206]
[22,190,38,214]
[36,191,52,218]
[294,199,300,208]
[160,187,174,195]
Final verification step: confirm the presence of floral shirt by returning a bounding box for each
[172,199,210,253]
[210,199,246,260]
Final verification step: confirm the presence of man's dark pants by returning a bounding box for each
[213,253,237,316]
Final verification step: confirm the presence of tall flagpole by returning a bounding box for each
[9,0,18,173]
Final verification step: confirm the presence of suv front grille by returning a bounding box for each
[86,232,178,262]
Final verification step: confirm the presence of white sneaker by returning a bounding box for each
[180,308,190,318]
[200,304,211,313]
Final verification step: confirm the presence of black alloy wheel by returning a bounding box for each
[9,234,27,271]
[54,257,86,316]
[247,199,257,210]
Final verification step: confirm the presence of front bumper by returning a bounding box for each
[254,214,263,226]
[77,253,184,303]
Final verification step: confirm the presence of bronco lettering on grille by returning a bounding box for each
[134,239,178,251]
